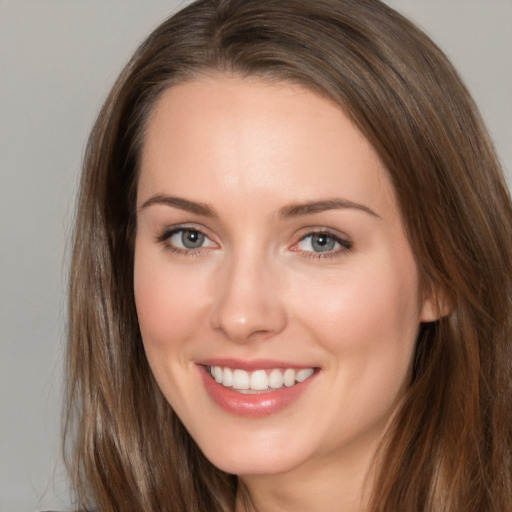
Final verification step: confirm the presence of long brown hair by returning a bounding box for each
[65,1,512,510]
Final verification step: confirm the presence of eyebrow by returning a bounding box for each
[279,199,380,219]
[139,194,217,216]
[139,194,379,219]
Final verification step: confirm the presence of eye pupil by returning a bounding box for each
[182,230,205,248]
[312,234,335,252]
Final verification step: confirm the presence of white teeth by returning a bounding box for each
[268,368,284,389]
[223,367,233,387]
[208,365,315,391]
[213,366,223,383]
[250,370,269,390]
[296,368,314,382]
[283,368,295,387]
[232,369,250,390]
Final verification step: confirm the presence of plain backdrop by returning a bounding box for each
[1,1,510,511]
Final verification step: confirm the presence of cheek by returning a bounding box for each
[291,251,421,374]
[133,243,207,356]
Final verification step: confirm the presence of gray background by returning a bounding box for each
[1,1,510,511]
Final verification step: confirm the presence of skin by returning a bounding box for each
[134,75,439,512]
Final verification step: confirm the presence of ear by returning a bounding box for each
[419,286,453,323]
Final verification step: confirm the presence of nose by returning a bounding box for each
[210,252,287,343]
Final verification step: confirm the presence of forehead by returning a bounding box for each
[138,75,396,219]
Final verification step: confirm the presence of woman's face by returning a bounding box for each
[134,76,437,479]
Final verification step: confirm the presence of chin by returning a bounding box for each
[194,431,312,476]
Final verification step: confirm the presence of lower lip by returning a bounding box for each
[199,366,317,417]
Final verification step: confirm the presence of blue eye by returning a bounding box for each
[171,229,205,249]
[163,228,216,251]
[296,232,351,254]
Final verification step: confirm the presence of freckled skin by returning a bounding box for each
[134,76,438,511]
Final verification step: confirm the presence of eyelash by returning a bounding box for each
[292,230,353,260]
[155,226,353,259]
[155,225,215,257]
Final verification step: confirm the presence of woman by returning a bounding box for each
[65,0,512,510]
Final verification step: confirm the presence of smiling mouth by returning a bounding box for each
[207,366,316,394]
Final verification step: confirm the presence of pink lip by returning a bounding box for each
[198,358,315,371]
[197,363,318,418]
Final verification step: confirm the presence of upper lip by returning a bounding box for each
[197,358,318,371]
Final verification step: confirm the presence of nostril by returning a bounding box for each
[209,258,288,342]
[210,298,287,343]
